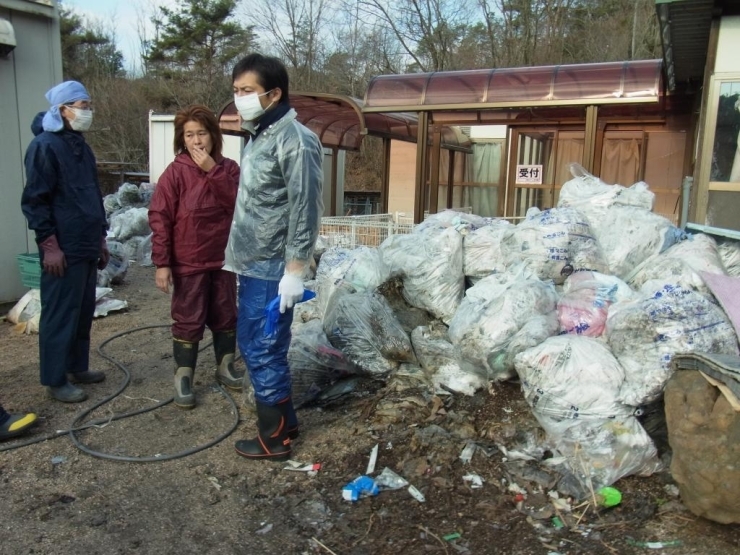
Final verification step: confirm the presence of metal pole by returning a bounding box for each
[429,124,442,214]
[414,112,430,224]
[331,147,338,216]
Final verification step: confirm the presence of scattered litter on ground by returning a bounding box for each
[463,473,484,488]
[342,476,379,502]
[407,484,426,503]
[374,467,409,490]
[283,460,321,475]
[626,538,684,549]
[366,443,378,474]
[459,441,476,463]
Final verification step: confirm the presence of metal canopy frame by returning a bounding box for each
[217,93,471,216]
[359,60,672,223]
[218,93,471,151]
[218,60,673,223]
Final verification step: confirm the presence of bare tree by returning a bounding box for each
[246,0,331,90]
[358,0,473,72]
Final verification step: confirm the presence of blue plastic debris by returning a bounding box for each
[342,475,379,502]
[264,290,316,336]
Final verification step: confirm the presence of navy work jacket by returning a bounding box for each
[21,112,106,263]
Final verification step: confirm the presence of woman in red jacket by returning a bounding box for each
[148,105,241,409]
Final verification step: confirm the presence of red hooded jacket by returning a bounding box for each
[149,152,240,276]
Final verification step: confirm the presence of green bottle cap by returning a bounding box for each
[597,486,622,508]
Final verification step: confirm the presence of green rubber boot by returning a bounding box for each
[173,339,198,409]
[213,330,244,390]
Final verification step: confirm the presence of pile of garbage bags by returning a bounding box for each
[301,163,740,496]
[100,182,155,286]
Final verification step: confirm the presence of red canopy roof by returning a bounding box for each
[218,93,471,151]
[363,59,663,112]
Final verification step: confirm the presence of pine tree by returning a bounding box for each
[145,0,255,110]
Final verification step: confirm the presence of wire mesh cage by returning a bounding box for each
[319,213,415,248]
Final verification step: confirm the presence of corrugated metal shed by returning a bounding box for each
[0,0,63,302]
[657,0,740,90]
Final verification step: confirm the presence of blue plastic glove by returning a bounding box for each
[264,290,316,336]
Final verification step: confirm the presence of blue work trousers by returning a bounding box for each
[39,260,97,386]
[237,275,294,405]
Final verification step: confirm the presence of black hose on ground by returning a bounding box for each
[0,324,241,461]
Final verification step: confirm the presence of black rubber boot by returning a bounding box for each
[47,383,87,403]
[235,400,292,461]
[213,330,244,390]
[173,339,198,410]
[285,397,299,440]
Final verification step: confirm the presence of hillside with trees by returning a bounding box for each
[59,0,662,192]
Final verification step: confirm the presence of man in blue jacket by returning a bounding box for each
[21,81,109,403]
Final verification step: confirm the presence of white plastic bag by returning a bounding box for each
[414,209,491,234]
[7,287,127,333]
[718,239,740,277]
[462,219,513,281]
[103,194,121,216]
[606,282,740,406]
[557,164,684,278]
[448,268,559,381]
[116,182,142,207]
[516,336,662,493]
[108,207,151,242]
[501,207,608,284]
[6,289,41,334]
[558,163,655,212]
[97,240,129,286]
[316,246,387,317]
[411,325,486,396]
[626,233,727,295]
[380,226,464,323]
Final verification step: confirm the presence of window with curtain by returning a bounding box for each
[600,134,642,186]
[461,141,503,217]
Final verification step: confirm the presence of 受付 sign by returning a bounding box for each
[516,165,543,185]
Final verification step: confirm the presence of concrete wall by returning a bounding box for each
[0,0,62,302]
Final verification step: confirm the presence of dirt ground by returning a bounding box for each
[1,263,740,555]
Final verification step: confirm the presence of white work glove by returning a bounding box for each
[278,273,304,313]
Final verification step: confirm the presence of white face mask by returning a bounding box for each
[68,107,93,131]
[233,90,274,124]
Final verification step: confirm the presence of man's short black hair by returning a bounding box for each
[232,53,290,105]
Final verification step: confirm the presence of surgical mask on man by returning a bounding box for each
[68,107,93,132]
[233,90,274,123]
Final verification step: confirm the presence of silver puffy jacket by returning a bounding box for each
[224,109,324,279]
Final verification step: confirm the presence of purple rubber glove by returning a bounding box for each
[98,236,110,270]
[39,235,66,277]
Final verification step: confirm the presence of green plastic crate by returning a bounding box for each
[16,252,41,289]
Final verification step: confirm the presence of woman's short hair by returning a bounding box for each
[173,105,223,158]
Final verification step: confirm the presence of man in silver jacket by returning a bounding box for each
[224,53,324,461]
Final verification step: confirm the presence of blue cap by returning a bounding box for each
[42,80,91,132]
